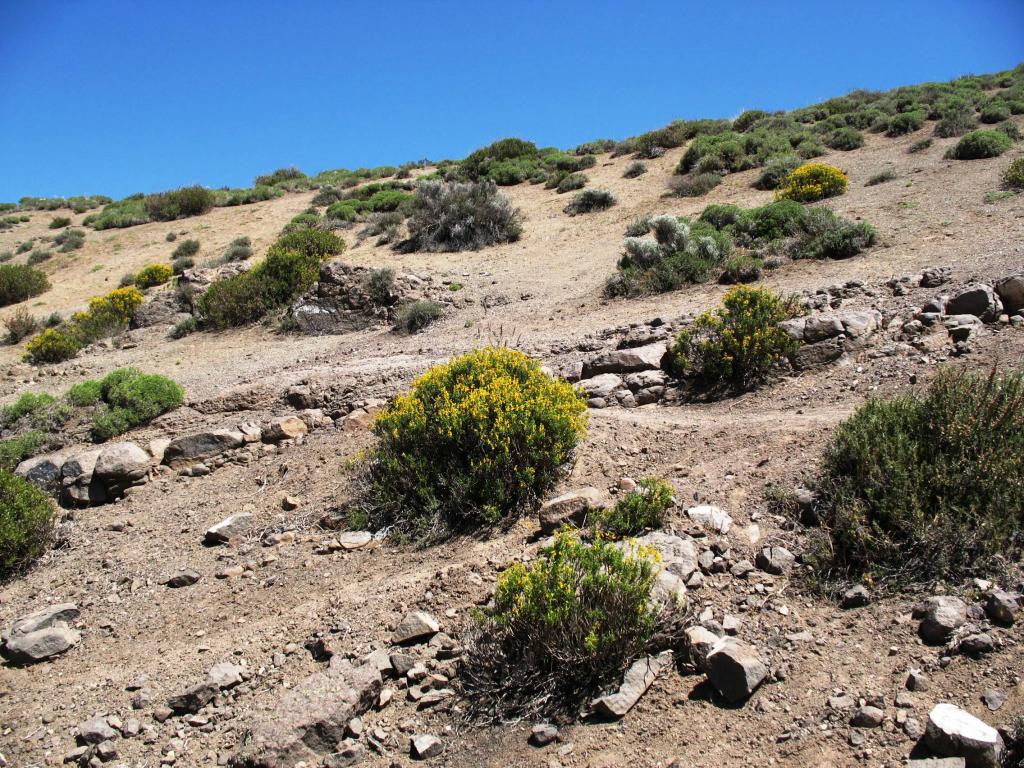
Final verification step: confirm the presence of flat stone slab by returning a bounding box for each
[925,703,1003,768]
[591,651,673,718]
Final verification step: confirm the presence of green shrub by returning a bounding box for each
[563,189,616,215]
[24,327,81,363]
[0,469,55,578]
[26,250,52,266]
[357,348,587,539]
[789,207,876,260]
[865,169,897,186]
[945,129,1013,159]
[49,216,71,229]
[733,109,770,132]
[54,228,85,252]
[0,264,50,307]
[16,241,33,254]
[668,286,799,392]
[555,172,588,193]
[1003,157,1024,190]
[457,138,540,183]
[170,316,197,339]
[670,172,722,197]
[171,256,194,274]
[623,161,647,178]
[4,307,38,343]
[810,368,1024,587]
[908,138,933,153]
[825,127,865,150]
[134,263,173,289]
[0,392,57,428]
[363,267,395,306]
[66,379,102,406]
[980,102,1011,123]
[996,120,1021,141]
[166,232,177,242]
[0,251,11,263]
[718,253,764,284]
[0,432,46,472]
[463,531,679,721]
[886,111,925,136]
[88,368,184,441]
[934,106,976,138]
[172,239,200,259]
[273,228,345,260]
[597,478,675,538]
[254,167,306,186]
[83,195,149,230]
[776,162,848,202]
[753,155,802,190]
[392,299,444,334]
[223,236,252,262]
[215,185,284,206]
[403,181,521,252]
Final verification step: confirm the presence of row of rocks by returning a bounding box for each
[904,278,1024,349]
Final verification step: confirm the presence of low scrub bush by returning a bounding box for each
[718,253,764,284]
[393,299,444,334]
[27,250,52,266]
[555,172,588,193]
[0,431,46,472]
[0,469,55,578]
[4,307,38,343]
[885,110,925,136]
[403,181,521,252]
[934,104,976,138]
[825,127,865,150]
[0,264,50,307]
[945,129,1013,159]
[223,236,252,262]
[776,162,848,202]
[623,161,647,178]
[606,215,732,296]
[1,392,58,429]
[596,477,674,538]
[753,155,802,190]
[89,368,185,442]
[66,379,102,406]
[254,167,306,187]
[215,185,284,207]
[865,169,897,186]
[170,316,197,339]
[24,327,81,363]
[16,241,33,254]
[1004,157,1024,190]
[134,263,173,289]
[172,239,200,259]
[24,286,142,363]
[668,286,800,393]
[908,138,933,153]
[980,102,1011,123]
[462,531,682,721]
[670,172,722,197]
[356,348,587,539]
[363,267,395,306]
[84,195,150,230]
[564,188,616,215]
[171,256,194,274]
[789,207,877,260]
[54,228,85,252]
[49,216,71,229]
[809,368,1024,587]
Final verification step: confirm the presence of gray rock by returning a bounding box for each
[924,703,1003,768]
[162,430,244,468]
[684,626,720,672]
[907,669,930,692]
[77,716,117,745]
[623,369,669,391]
[241,660,382,767]
[792,338,845,370]
[705,638,768,703]
[983,590,1018,625]
[945,284,1002,323]
[841,585,871,608]
[389,652,416,677]
[591,651,673,718]
[920,266,953,288]
[957,633,994,655]
[167,681,217,714]
[803,315,845,343]
[994,275,1024,313]
[8,603,79,636]
[337,531,373,550]
[685,505,732,533]
[2,603,81,664]
[755,546,795,575]
[93,442,151,496]
[538,487,605,533]
[14,450,71,494]
[907,760,966,768]
[581,343,667,377]
[323,741,364,768]
[410,734,443,759]
[392,612,440,644]
[850,705,884,728]
[632,532,698,581]
[530,723,558,747]
[919,596,967,644]
[204,513,254,545]
[980,689,1005,712]
[577,373,624,399]
[207,661,244,690]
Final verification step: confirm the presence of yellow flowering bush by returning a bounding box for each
[776,162,848,202]
[134,263,173,289]
[25,287,143,364]
[668,285,801,392]
[25,327,82,364]
[86,286,143,321]
[463,530,680,720]
[362,347,588,538]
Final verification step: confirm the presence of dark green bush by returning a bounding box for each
[934,105,976,137]
[718,253,764,284]
[753,155,802,190]
[623,161,647,178]
[83,195,149,230]
[810,368,1024,587]
[825,127,865,150]
[172,239,200,259]
[945,129,1013,159]
[980,102,1011,123]
[166,232,177,242]
[0,469,55,578]
[255,167,306,187]
[0,264,50,307]
[363,267,395,306]
[49,216,71,229]
[789,208,877,260]
[403,181,521,252]
[169,316,197,339]
[357,348,588,540]
[223,236,252,262]
[16,241,33,254]
[463,531,680,722]
[215,185,284,206]
[88,367,185,441]
[555,172,588,193]
[145,186,216,221]
[596,477,674,538]
[733,109,770,132]
[171,256,194,274]
[393,299,444,334]
[886,111,925,136]
[908,138,933,153]
[66,379,102,406]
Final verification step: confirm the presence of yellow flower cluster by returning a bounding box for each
[776,162,848,202]
[134,263,173,289]
[24,286,145,364]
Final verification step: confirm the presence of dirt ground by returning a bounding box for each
[1,118,1022,768]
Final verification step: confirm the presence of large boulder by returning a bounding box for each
[1,603,81,664]
[705,638,768,703]
[944,284,1002,323]
[576,373,624,399]
[240,660,382,767]
[995,274,1024,314]
[263,416,309,443]
[163,430,245,468]
[581,343,667,378]
[538,487,605,533]
[60,449,107,506]
[15,451,71,494]
[924,703,1003,768]
[93,442,151,496]
[919,596,967,644]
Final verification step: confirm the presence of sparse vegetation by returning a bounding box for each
[564,188,616,215]
[809,368,1024,588]
[670,172,722,197]
[172,239,200,260]
[49,216,71,229]
[945,129,1013,160]
[623,161,647,178]
[0,264,50,307]
[0,469,55,579]
[54,228,85,252]
[1004,157,1024,190]
[865,169,897,186]
[667,286,800,393]
[596,477,674,538]
[907,138,933,153]
[393,299,444,334]
[402,181,521,252]
[355,348,587,540]
[4,307,38,343]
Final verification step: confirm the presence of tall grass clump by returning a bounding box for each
[809,368,1024,588]
[1004,157,1024,190]
[354,348,587,540]
[462,531,685,722]
[402,181,521,252]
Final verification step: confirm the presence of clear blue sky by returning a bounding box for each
[1,1,1022,201]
